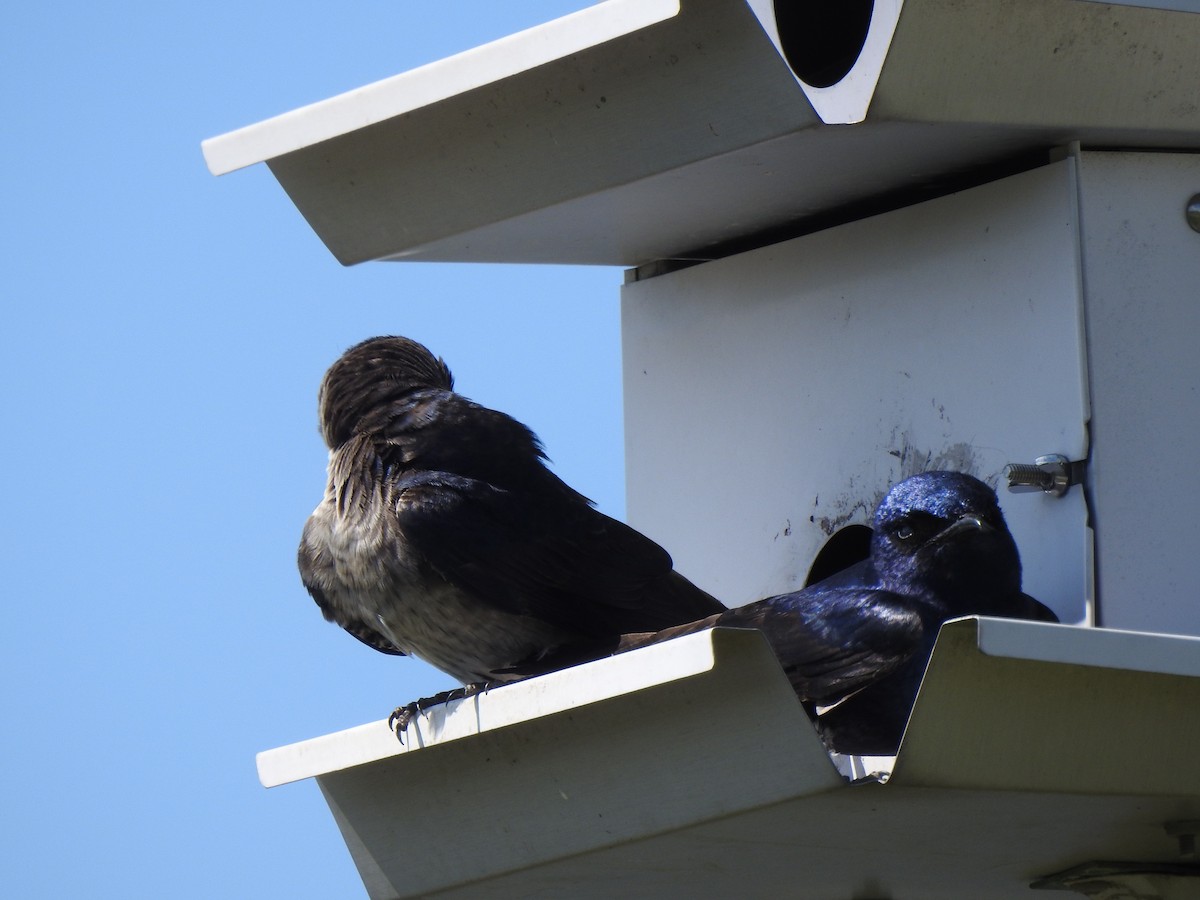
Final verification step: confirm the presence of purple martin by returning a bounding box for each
[297,336,724,729]
[621,471,1058,755]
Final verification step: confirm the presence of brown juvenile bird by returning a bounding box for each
[297,336,724,732]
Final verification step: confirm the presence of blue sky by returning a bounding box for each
[2,2,622,896]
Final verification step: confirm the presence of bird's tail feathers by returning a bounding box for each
[615,613,725,654]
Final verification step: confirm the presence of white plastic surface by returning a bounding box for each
[257,625,737,788]
[201,0,682,176]
[1075,152,1200,636]
[201,0,1200,266]
[260,621,1200,899]
[622,160,1092,624]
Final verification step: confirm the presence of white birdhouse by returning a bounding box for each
[207,1,1200,896]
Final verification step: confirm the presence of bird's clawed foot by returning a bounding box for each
[388,682,491,743]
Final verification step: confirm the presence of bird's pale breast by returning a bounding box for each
[304,493,571,685]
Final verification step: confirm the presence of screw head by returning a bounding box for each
[1187,194,1200,234]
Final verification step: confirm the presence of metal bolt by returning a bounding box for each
[1188,194,1200,233]
[1004,454,1077,497]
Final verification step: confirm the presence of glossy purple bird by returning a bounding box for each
[620,471,1058,755]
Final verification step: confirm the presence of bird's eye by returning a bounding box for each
[896,525,915,540]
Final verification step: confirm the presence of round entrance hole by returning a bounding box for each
[774,1,876,88]
[804,523,872,586]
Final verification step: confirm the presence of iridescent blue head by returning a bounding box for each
[869,471,1022,603]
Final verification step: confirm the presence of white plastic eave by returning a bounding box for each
[260,619,1200,792]
[201,0,1200,266]
[259,621,1200,899]
[894,618,1200,795]
[257,626,729,788]
[973,615,1200,675]
[201,0,681,176]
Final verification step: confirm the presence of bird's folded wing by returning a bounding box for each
[1021,592,1060,623]
[394,470,722,638]
[304,579,409,656]
[718,587,926,706]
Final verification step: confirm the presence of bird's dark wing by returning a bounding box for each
[1019,593,1060,623]
[393,470,723,639]
[373,391,568,496]
[716,586,925,705]
[303,580,407,657]
[807,557,875,590]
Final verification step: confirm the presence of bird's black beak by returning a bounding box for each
[932,513,990,544]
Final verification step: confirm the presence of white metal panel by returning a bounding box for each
[312,629,843,899]
[256,624,758,788]
[896,617,1200,793]
[222,0,821,266]
[200,0,683,176]
[975,614,1200,675]
[871,0,1200,134]
[622,160,1091,623]
[431,787,1196,899]
[201,0,1200,266]
[261,621,1200,898]
[1077,151,1200,636]
[352,121,1054,265]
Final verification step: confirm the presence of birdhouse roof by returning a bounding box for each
[202,0,1200,268]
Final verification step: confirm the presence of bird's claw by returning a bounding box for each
[388,702,420,743]
[388,683,490,743]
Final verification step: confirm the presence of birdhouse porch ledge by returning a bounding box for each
[256,621,1200,899]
